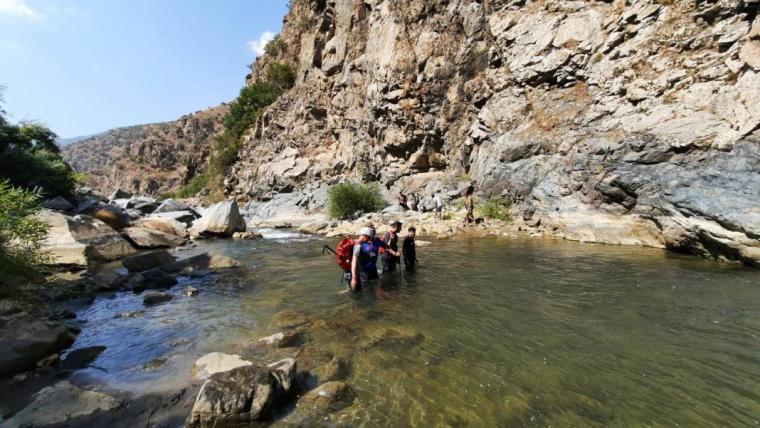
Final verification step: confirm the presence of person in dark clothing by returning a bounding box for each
[402,226,418,270]
[410,193,419,211]
[381,220,402,274]
[398,192,409,210]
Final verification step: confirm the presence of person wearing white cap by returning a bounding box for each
[349,225,382,291]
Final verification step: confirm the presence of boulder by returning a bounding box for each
[232,231,261,239]
[59,346,107,371]
[148,210,199,226]
[43,196,75,212]
[109,189,133,200]
[140,268,178,290]
[86,271,125,292]
[188,359,297,427]
[0,316,77,377]
[136,217,188,236]
[192,352,253,380]
[162,253,240,273]
[123,226,186,248]
[5,381,121,427]
[79,203,131,230]
[143,291,173,305]
[111,198,131,209]
[255,331,305,348]
[38,210,136,266]
[154,198,195,214]
[185,286,199,296]
[122,250,176,272]
[298,381,356,413]
[188,201,246,238]
[128,196,158,214]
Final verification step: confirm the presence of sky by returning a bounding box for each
[0,0,289,138]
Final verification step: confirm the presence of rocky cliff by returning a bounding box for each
[62,105,227,196]
[223,0,760,264]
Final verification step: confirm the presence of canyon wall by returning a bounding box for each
[226,0,760,264]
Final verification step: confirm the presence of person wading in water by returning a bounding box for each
[349,226,380,291]
[381,221,402,274]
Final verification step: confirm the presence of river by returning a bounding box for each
[65,232,760,426]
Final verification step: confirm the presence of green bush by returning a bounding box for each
[266,62,296,91]
[0,180,49,286]
[477,196,512,221]
[328,182,386,219]
[175,174,208,199]
[265,34,286,56]
[224,81,282,139]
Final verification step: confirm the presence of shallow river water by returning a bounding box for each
[69,232,760,427]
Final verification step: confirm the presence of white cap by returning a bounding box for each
[360,227,374,237]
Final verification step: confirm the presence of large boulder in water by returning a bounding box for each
[188,201,246,238]
[122,249,176,272]
[192,352,253,380]
[5,381,121,427]
[38,210,136,266]
[187,359,297,427]
[136,217,188,236]
[0,315,77,377]
[123,226,186,248]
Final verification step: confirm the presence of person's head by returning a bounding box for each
[358,226,374,242]
[407,226,416,238]
[391,221,402,232]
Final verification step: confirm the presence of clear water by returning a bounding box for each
[69,234,760,427]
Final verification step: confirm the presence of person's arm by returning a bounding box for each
[350,246,359,290]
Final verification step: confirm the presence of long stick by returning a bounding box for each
[322,245,338,256]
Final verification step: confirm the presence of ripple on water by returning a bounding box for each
[65,236,760,426]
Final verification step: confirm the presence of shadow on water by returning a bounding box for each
[12,234,760,426]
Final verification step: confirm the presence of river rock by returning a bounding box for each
[185,286,199,296]
[5,381,121,428]
[38,210,136,266]
[255,331,306,348]
[123,226,186,248]
[148,210,198,226]
[136,217,188,236]
[273,309,311,329]
[162,252,240,273]
[128,196,158,214]
[43,196,75,212]
[109,189,133,200]
[298,381,356,413]
[86,271,125,292]
[232,231,261,239]
[143,291,173,306]
[188,359,297,427]
[188,201,246,238]
[59,346,107,371]
[122,250,176,272]
[192,352,253,380]
[313,357,349,382]
[154,198,195,214]
[0,316,77,377]
[91,204,131,230]
[139,268,178,290]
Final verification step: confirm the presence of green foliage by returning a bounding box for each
[265,34,286,56]
[266,62,297,91]
[328,182,386,220]
[476,196,512,221]
[223,80,282,139]
[0,180,49,286]
[174,174,208,199]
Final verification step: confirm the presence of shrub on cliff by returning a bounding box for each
[0,180,50,287]
[266,62,296,91]
[477,196,511,221]
[224,81,282,139]
[328,182,386,220]
[265,34,285,56]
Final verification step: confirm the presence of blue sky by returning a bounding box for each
[0,0,288,138]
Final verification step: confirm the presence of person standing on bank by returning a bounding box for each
[464,185,475,224]
[381,221,403,274]
[433,191,444,220]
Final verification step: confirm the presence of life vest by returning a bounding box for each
[335,237,355,272]
[359,241,379,273]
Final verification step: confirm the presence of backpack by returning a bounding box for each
[335,237,355,272]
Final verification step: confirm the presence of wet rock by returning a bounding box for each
[140,268,178,290]
[188,201,246,238]
[255,331,306,349]
[5,381,121,427]
[37,210,136,266]
[273,309,311,329]
[115,310,144,319]
[154,198,195,215]
[313,357,350,382]
[36,353,60,369]
[162,252,240,273]
[365,327,425,351]
[123,226,186,248]
[143,357,167,371]
[122,250,176,272]
[192,352,253,380]
[109,189,132,200]
[185,286,199,296]
[232,231,261,239]
[90,204,132,230]
[148,210,199,226]
[59,346,106,371]
[143,291,173,306]
[294,346,333,372]
[0,316,77,377]
[43,196,75,212]
[86,271,125,292]
[298,381,356,413]
[188,359,298,427]
[0,300,24,316]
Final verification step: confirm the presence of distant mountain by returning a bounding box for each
[57,135,93,147]
[61,105,228,196]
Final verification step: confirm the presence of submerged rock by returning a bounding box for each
[313,357,350,382]
[185,286,199,296]
[59,346,107,371]
[0,316,77,377]
[188,201,246,238]
[298,381,356,413]
[192,352,253,380]
[122,250,176,272]
[140,268,178,290]
[143,291,173,306]
[162,252,240,273]
[273,309,311,329]
[255,331,306,349]
[5,381,121,428]
[86,271,125,292]
[38,210,136,266]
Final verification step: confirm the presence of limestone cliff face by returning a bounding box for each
[63,105,227,196]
